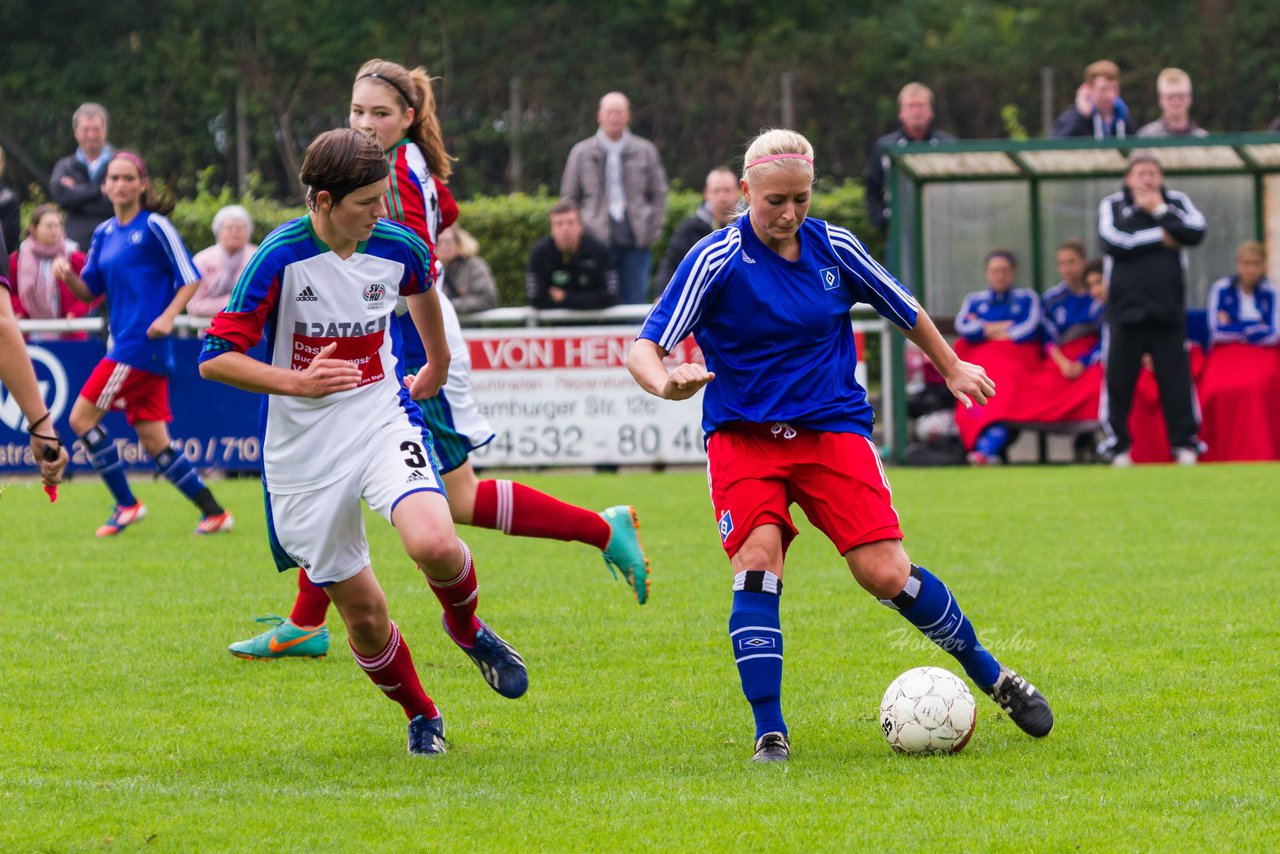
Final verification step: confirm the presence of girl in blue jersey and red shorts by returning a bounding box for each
[58,151,232,536]
[629,129,1054,762]
[200,129,527,755]
[229,58,649,661]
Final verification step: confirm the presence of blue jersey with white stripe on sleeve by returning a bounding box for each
[1041,281,1104,362]
[1207,276,1279,346]
[638,214,919,439]
[954,287,1043,344]
[79,210,200,375]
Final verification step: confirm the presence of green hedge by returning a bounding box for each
[165,178,880,308]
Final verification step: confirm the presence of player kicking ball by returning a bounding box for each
[629,129,1053,763]
[200,128,525,755]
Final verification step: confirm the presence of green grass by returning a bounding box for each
[2,464,1277,851]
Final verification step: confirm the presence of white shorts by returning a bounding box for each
[265,422,446,585]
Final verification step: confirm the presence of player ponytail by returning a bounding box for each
[742,129,815,182]
[300,128,390,211]
[110,151,176,217]
[354,58,454,181]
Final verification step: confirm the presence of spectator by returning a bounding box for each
[953,249,1043,464]
[560,91,668,304]
[437,225,497,313]
[526,200,618,310]
[1197,241,1280,461]
[1052,60,1131,139]
[1098,152,1206,466]
[1042,238,1104,378]
[1084,258,1107,303]
[1137,68,1209,138]
[188,205,257,319]
[50,103,116,251]
[653,166,739,291]
[0,148,20,250]
[865,82,956,232]
[8,204,98,340]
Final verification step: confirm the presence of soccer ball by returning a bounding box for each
[880,666,977,754]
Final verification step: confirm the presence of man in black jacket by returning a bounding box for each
[1098,153,1207,465]
[864,82,956,233]
[526,201,619,310]
[50,103,115,251]
[652,166,739,292]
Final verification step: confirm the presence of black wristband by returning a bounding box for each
[26,412,52,434]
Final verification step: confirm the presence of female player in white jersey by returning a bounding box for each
[629,129,1054,762]
[228,58,650,662]
[56,151,232,536]
[200,129,527,755]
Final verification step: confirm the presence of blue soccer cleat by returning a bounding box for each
[600,505,651,605]
[408,714,447,756]
[442,615,528,699]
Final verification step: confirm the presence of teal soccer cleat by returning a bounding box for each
[600,505,651,605]
[228,616,330,660]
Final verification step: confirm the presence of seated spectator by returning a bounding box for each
[1197,241,1280,461]
[526,200,619,310]
[953,249,1042,464]
[1042,239,1105,377]
[0,148,20,251]
[188,205,256,319]
[8,204,98,340]
[653,166,739,291]
[1084,258,1106,303]
[1137,68,1209,138]
[438,224,497,313]
[865,82,957,232]
[1052,60,1131,139]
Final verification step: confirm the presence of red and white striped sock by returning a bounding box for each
[472,479,611,549]
[428,541,481,645]
[350,622,438,720]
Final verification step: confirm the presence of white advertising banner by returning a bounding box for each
[464,324,868,467]
[465,326,707,466]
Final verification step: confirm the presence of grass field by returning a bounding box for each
[2,463,1277,851]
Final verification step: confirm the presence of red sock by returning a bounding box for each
[472,479,611,550]
[350,622,439,720]
[428,541,481,645]
[289,568,331,628]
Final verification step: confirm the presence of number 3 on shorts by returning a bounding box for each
[401,440,428,469]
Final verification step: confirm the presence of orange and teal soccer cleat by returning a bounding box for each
[408,714,447,755]
[600,505,651,605]
[95,502,147,537]
[195,511,234,535]
[229,616,330,660]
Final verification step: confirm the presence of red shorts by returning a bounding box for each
[707,424,903,558]
[80,358,172,425]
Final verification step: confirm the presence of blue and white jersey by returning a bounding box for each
[80,210,200,375]
[1041,281,1104,363]
[639,214,918,438]
[199,216,433,493]
[954,287,1042,344]
[1207,276,1279,346]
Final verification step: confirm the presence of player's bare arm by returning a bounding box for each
[51,257,94,304]
[404,288,450,400]
[200,342,362,398]
[627,338,714,401]
[148,280,201,339]
[901,307,995,409]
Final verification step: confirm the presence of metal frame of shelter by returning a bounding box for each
[881,132,1280,461]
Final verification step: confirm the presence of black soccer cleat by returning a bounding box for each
[443,615,529,699]
[983,666,1054,737]
[408,714,447,756]
[751,732,791,763]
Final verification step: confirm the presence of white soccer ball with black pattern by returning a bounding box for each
[880,666,977,754]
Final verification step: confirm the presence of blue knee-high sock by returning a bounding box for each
[975,424,1012,457]
[154,445,222,515]
[882,564,1001,688]
[80,426,136,507]
[729,570,786,739]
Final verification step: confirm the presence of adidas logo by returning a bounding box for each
[406,470,428,482]
[742,252,756,264]
[296,286,318,302]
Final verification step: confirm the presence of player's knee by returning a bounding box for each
[341,599,390,645]
[847,543,911,599]
[405,531,462,574]
[732,541,783,575]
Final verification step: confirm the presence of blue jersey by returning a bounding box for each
[1041,282,1104,363]
[1207,276,1278,346]
[954,287,1042,344]
[81,211,200,375]
[639,214,919,438]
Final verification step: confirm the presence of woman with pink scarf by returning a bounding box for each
[8,204,99,339]
[188,205,257,319]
